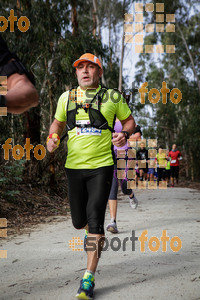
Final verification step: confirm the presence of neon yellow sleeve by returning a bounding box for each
[113,91,132,120]
[54,91,69,122]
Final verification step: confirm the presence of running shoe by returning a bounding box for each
[129,195,138,209]
[106,220,118,233]
[84,230,88,252]
[76,272,95,299]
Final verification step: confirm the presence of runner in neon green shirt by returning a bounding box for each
[156,147,167,184]
[46,53,136,299]
[55,85,131,169]
[164,149,171,186]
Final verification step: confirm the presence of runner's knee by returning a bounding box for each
[72,219,87,230]
[88,224,104,234]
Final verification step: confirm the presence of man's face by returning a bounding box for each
[140,143,144,149]
[172,144,176,150]
[76,62,102,89]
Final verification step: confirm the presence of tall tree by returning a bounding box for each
[134,0,200,179]
[118,0,125,92]
[71,0,78,36]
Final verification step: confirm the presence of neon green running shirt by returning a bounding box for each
[55,85,131,169]
[166,160,171,170]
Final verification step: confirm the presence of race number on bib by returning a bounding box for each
[76,127,102,136]
[171,160,176,164]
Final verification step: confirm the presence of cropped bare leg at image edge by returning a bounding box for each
[46,53,135,299]
[0,35,38,114]
[106,123,141,234]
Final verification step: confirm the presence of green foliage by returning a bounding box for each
[0,160,25,201]
[0,160,25,185]
[0,0,129,188]
[0,0,199,183]
[134,0,200,179]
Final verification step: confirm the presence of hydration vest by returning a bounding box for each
[66,86,114,131]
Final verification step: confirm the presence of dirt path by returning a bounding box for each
[0,187,200,300]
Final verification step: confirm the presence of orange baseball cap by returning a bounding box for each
[73,53,102,69]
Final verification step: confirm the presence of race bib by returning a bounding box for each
[171,160,176,164]
[76,120,91,126]
[76,127,102,136]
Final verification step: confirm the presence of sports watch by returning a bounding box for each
[121,131,129,140]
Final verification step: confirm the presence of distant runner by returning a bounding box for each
[156,146,167,185]
[106,122,141,234]
[163,149,171,187]
[136,142,148,181]
[168,144,182,187]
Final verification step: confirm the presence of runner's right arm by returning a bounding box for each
[47,118,66,153]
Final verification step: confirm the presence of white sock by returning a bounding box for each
[85,270,95,277]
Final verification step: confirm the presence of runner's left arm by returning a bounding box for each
[112,114,135,147]
[178,151,182,160]
[120,114,136,136]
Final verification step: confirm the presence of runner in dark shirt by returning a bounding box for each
[136,142,148,181]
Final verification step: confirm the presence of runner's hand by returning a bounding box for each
[47,138,59,153]
[112,132,126,147]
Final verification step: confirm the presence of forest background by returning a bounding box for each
[0,0,199,230]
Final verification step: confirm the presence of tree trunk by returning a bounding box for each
[71,0,78,36]
[46,58,56,186]
[16,0,21,10]
[11,114,14,148]
[23,110,41,144]
[91,0,105,85]
[92,0,101,38]
[92,1,96,37]
[118,0,125,92]
[177,23,200,96]
[108,1,113,70]
[189,149,194,181]
[185,147,189,178]
[49,153,56,187]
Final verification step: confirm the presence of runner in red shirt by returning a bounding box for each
[168,144,182,187]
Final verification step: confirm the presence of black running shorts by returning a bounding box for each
[170,166,179,179]
[65,165,114,234]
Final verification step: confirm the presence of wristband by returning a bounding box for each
[121,131,129,140]
[46,133,60,146]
